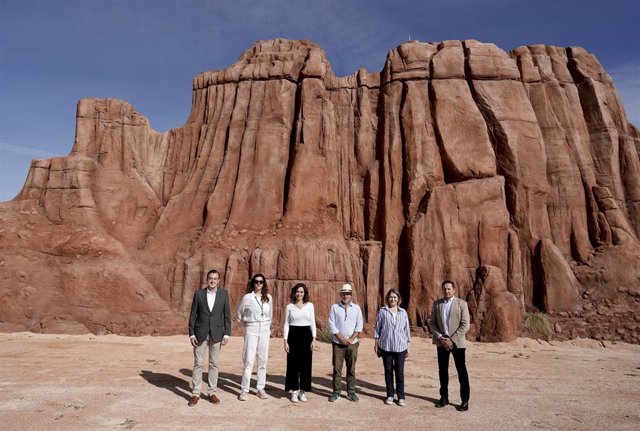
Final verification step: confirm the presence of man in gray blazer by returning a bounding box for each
[187,269,232,406]
[429,279,470,411]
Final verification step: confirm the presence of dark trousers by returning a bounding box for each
[381,349,407,399]
[332,342,359,393]
[284,326,313,391]
[437,346,470,402]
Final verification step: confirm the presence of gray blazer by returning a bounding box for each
[429,296,470,348]
[188,288,232,344]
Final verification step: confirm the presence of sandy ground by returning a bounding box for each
[1,333,639,431]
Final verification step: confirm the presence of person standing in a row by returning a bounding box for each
[283,283,316,402]
[187,269,232,406]
[374,289,411,406]
[328,283,363,402]
[429,279,470,411]
[237,273,272,401]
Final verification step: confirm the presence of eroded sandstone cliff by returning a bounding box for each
[1,39,638,342]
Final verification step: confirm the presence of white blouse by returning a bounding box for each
[237,292,273,324]
[283,302,317,339]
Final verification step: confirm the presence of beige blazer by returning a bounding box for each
[429,296,470,348]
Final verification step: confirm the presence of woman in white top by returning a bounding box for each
[237,273,272,400]
[283,283,316,402]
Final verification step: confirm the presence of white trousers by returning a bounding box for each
[241,322,271,392]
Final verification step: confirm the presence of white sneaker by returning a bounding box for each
[398,398,406,406]
[384,397,394,405]
[298,391,307,402]
[238,391,248,401]
[291,390,299,403]
[256,389,268,399]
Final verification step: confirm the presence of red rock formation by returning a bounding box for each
[1,39,638,342]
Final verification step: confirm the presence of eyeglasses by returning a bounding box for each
[254,280,264,285]
[341,292,352,296]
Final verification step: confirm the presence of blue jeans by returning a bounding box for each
[381,349,407,399]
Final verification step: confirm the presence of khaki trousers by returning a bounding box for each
[332,342,359,393]
[192,337,221,396]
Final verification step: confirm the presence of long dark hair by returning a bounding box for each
[248,273,269,303]
[290,283,309,304]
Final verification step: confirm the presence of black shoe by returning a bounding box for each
[435,397,448,408]
[459,401,469,411]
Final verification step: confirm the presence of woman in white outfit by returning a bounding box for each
[283,283,316,402]
[237,273,272,400]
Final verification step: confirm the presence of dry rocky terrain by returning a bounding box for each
[1,333,639,430]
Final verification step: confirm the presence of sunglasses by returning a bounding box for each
[254,280,265,284]
[341,292,352,295]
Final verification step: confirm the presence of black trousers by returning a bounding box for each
[437,346,470,402]
[381,349,407,399]
[285,326,313,391]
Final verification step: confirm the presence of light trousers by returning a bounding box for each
[192,337,221,396]
[241,322,271,392]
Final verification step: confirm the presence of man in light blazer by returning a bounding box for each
[429,279,470,411]
[187,269,232,406]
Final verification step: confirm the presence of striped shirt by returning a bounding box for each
[374,306,411,352]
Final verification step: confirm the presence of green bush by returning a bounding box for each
[316,328,334,344]
[523,312,553,340]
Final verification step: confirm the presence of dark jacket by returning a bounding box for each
[188,288,232,344]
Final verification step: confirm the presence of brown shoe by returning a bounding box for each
[208,394,220,404]
[188,395,199,407]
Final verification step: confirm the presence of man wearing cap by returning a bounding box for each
[429,279,470,411]
[328,283,363,402]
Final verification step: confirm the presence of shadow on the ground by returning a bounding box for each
[139,370,192,400]
[154,367,440,404]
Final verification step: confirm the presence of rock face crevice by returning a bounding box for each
[1,38,638,343]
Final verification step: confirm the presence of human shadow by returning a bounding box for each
[311,372,440,404]
[179,368,331,400]
[168,367,439,404]
[179,368,246,398]
[139,370,192,401]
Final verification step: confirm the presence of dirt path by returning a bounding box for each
[1,333,638,430]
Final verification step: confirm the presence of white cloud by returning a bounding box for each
[0,143,62,201]
[610,59,640,128]
[0,142,59,159]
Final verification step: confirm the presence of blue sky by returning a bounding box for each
[1,0,639,201]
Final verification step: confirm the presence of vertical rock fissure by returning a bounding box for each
[368,89,387,242]
[427,79,451,184]
[203,87,210,125]
[222,83,251,230]
[463,55,515,220]
[397,80,412,313]
[282,80,303,218]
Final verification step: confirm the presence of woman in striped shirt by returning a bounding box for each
[374,288,411,406]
